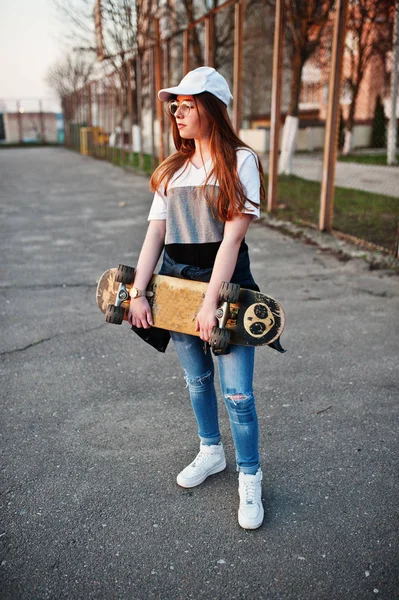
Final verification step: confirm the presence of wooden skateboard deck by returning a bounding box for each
[96,266,285,351]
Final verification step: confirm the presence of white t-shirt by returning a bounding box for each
[148,148,261,268]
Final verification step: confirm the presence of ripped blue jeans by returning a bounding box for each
[160,250,260,475]
[172,333,259,474]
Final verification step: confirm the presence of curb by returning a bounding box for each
[259,212,399,274]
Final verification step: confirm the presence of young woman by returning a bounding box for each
[128,66,266,530]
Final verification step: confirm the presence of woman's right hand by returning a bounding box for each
[127,297,153,329]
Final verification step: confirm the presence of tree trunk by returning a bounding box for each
[278,53,304,174]
[191,26,203,68]
[278,115,299,175]
[288,51,304,117]
[343,86,358,155]
[182,0,203,69]
[388,2,399,166]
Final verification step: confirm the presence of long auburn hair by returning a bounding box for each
[149,92,265,221]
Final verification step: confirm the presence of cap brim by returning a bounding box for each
[158,85,200,102]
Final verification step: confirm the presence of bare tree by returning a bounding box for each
[45,51,96,98]
[165,0,268,118]
[177,0,204,67]
[52,0,95,53]
[342,0,393,154]
[278,0,335,174]
[162,0,235,75]
[52,1,159,125]
[45,50,96,128]
[52,0,136,68]
[243,1,276,118]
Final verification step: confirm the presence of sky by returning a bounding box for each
[0,0,69,112]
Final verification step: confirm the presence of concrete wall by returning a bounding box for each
[126,113,373,155]
[238,124,371,153]
[3,113,58,143]
[352,125,372,149]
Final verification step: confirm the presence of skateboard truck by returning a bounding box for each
[104,283,131,324]
[105,265,137,324]
[208,283,242,356]
[115,283,130,307]
[202,302,232,356]
[215,302,229,329]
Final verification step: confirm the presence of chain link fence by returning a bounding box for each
[0,98,64,145]
[62,0,398,255]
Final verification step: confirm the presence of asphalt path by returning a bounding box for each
[1,148,398,600]
[289,155,399,198]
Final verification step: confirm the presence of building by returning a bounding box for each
[0,110,63,144]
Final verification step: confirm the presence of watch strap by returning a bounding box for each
[131,287,154,299]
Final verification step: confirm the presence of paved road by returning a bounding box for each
[1,148,398,600]
[261,153,399,198]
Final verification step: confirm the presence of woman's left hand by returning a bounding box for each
[195,302,218,342]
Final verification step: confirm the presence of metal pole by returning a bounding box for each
[113,77,118,163]
[70,94,74,148]
[80,88,84,126]
[101,82,106,158]
[109,81,113,159]
[87,82,93,127]
[100,83,104,153]
[107,84,112,161]
[267,0,284,213]
[387,2,399,166]
[150,47,157,170]
[137,53,144,170]
[92,82,96,155]
[319,0,349,232]
[39,99,46,144]
[94,80,99,156]
[233,0,245,133]
[119,70,125,166]
[66,95,70,147]
[183,29,190,74]
[69,93,72,147]
[78,89,82,145]
[127,60,134,162]
[164,39,171,156]
[205,14,215,67]
[63,96,69,146]
[75,91,79,148]
[154,18,165,163]
[16,100,23,144]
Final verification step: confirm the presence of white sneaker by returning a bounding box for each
[238,469,264,529]
[176,443,226,488]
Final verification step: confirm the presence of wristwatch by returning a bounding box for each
[130,287,154,299]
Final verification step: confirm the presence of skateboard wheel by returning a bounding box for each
[115,264,135,285]
[105,304,125,324]
[209,326,230,354]
[219,282,240,303]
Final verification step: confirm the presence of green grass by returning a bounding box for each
[91,145,155,175]
[69,142,399,254]
[0,142,62,148]
[337,153,399,166]
[264,174,399,253]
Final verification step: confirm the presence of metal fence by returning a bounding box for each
[0,98,64,145]
[64,0,246,167]
[62,0,398,255]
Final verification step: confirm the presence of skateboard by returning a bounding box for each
[96,264,286,354]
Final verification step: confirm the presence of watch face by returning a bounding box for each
[131,288,138,298]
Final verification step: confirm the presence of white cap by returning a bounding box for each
[158,66,233,106]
